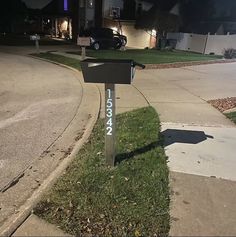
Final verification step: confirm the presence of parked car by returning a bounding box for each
[79,27,127,50]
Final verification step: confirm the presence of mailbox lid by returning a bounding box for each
[30,35,40,40]
[81,58,133,64]
[81,59,133,84]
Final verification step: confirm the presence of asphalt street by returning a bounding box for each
[0,52,83,191]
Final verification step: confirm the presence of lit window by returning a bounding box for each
[64,0,68,11]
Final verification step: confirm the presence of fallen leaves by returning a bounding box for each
[208,97,236,112]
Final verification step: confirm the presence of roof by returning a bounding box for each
[41,0,72,16]
[22,0,53,9]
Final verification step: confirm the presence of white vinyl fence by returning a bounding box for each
[167,32,236,55]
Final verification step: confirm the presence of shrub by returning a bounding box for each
[223,48,236,59]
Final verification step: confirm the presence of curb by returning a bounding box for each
[28,54,81,73]
[144,59,236,70]
[0,57,101,237]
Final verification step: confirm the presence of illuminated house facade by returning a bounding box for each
[40,0,99,40]
[39,0,125,40]
[40,0,164,48]
[41,0,75,39]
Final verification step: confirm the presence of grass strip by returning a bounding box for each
[226,112,236,124]
[33,52,81,70]
[34,107,170,236]
[68,49,221,64]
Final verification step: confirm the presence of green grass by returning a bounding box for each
[33,52,81,70]
[226,112,236,124]
[34,107,170,236]
[68,49,222,64]
[33,49,221,70]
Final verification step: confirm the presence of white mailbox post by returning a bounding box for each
[30,34,40,53]
[77,37,91,60]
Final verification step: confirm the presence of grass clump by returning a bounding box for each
[223,48,236,59]
[226,111,236,124]
[34,107,170,236]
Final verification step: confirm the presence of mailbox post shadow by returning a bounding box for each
[115,141,162,164]
[161,129,214,147]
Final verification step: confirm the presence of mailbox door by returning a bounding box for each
[81,59,133,84]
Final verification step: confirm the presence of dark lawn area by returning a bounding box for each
[0,34,72,46]
[68,49,222,64]
[34,107,170,237]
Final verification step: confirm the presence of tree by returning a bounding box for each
[135,4,179,48]
[0,0,28,33]
[121,0,136,20]
[179,0,215,32]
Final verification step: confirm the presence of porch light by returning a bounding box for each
[111,27,118,32]
[152,29,157,36]
[87,0,94,8]
[61,20,68,29]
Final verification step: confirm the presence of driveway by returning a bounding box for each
[133,63,236,236]
[134,63,236,125]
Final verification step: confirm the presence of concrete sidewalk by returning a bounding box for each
[13,214,71,237]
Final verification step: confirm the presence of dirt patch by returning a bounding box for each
[208,97,236,112]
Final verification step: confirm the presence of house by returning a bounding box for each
[38,0,123,40]
[40,0,74,38]
[18,0,98,40]
[40,0,97,40]
[14,0,179,48]
[99,0,180,48]
[101,0,153,48]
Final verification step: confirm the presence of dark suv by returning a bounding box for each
[79,28,127,50]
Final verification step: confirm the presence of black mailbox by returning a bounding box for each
[81,59,135,84]
[80,58,145,167]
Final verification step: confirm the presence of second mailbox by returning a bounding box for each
[80,59,134,84]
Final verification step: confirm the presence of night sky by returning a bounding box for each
[20,0,236,14]
[21,0,53,9]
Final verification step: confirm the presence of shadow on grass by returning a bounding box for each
[115,141,162,164]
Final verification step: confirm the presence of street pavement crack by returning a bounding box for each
[1,172,25,193]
